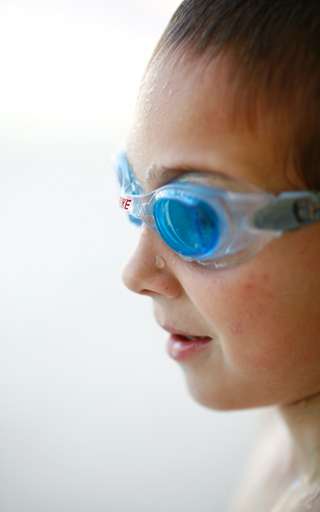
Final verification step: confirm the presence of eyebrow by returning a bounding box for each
[125,151,229,191]
[145,163,227,191]
[144,166,187,191]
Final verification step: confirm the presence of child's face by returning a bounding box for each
[122,55,320,410]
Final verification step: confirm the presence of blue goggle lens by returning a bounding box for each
[154,196,220,257]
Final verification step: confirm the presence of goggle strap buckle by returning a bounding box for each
[253,191,320,231]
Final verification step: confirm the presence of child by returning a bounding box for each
[117,1,320,510]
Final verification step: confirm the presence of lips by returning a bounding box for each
[162,326,212,341]
[162,326,214,362]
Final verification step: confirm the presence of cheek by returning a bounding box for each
[191,269,296,374]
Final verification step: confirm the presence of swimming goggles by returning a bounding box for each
[116,149,320,269]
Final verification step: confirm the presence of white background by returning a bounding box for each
[0,1,260,511]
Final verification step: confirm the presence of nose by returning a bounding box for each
[121,224,183,299]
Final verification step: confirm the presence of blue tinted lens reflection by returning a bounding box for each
[129,215,142,227]
[154,196,220,257]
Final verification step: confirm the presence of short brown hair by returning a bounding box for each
[150,0,320,190]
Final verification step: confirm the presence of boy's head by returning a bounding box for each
[147,0,320,191]
[121,0,320,410]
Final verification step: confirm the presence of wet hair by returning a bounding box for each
[150,0,320,190]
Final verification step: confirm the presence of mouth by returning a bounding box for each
[162,326,212,341]
[171,333,213,342]
[162,326,214,362]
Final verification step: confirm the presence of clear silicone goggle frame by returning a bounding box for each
[116,149,320,269]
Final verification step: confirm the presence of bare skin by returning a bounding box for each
[122,53,320,511]
[229,400,320,511]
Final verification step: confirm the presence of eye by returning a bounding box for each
[154,193,221,257]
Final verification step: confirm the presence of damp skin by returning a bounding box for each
[123,55,320,410]
[122,52,320,512]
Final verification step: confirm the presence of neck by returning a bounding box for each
[279,392,320,479]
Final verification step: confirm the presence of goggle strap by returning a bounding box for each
[253,191,320,231]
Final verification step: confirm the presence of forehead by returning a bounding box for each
[126,53,299,194]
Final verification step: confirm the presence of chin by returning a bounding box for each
[184,377,238,411]
[183,371,260,411]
